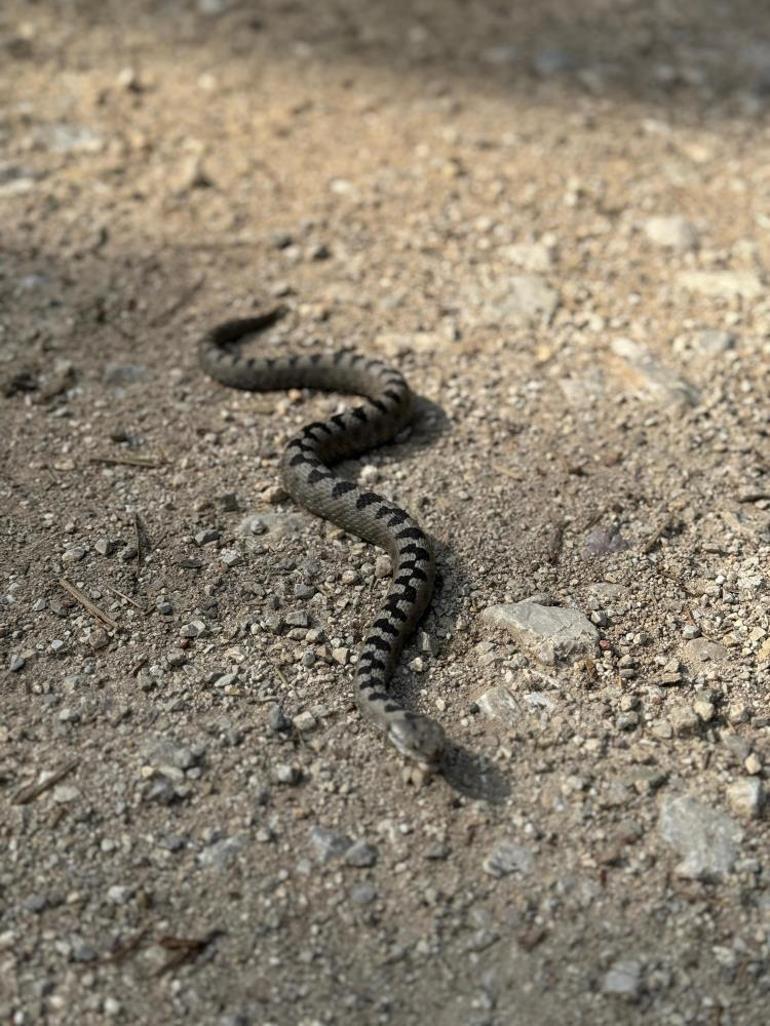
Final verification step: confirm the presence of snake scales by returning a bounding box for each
[199,309,446,767]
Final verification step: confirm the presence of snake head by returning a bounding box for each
[388,713,446,768]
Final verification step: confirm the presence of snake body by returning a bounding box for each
[199,311,445,766]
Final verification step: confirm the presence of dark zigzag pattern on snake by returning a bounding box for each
[198,310,445,765]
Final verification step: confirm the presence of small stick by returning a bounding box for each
[103,583,147,613]
[107,927,150,964]
[13,757,79,805]
[642,515,674,555]
[546,519,565,565]
[90,454,162,468]
[58,578,119,630]
[155,929,223,976]
[492,463,524,481]
[273,664,290,688]
[134,512,151,563]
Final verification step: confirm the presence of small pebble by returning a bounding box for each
[726,778,763,819]
[272,763,302,785]
[345,840,378,868]
[220,548,242,568]
[374,555,392,578]
[293,711,317,732]
[88,628,109,651]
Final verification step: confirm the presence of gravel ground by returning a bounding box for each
[2,2,770,1024]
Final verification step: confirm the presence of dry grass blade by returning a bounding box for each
[155,930,223,976]
[103,583,147,613]
[90,454,163,468]
[58,578,119,630]
[13,757,79,805]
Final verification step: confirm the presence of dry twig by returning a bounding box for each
[58,578,119,630]
[13,758,79,805]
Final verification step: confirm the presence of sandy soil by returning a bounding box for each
[2,2,770,1024]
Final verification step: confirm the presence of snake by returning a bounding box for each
[199,309,446,768]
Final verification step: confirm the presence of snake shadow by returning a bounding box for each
[349,389,512,804]
[425,538,512,805]
[385,399,513,806]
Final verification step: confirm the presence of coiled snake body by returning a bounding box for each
[199,311,445,767]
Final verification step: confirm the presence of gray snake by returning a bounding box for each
[199,310,446,767]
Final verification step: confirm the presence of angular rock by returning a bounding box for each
[658,795,743,879]
[583,526,629,557]
[344,840,379,868]
[693,329,736,356]
[602,959,643,999]
[482,601,598,664]
[681,638,729,665]
[309,826,352,863]
[501,242,555,273]
[479,274,559,325]
[611,338,698,408]
[104,363,146,386]
[677,271,762,300]
[726,779,763,819]
[483,840,534,878]
[644,216,698,251]
[198,834,247,869]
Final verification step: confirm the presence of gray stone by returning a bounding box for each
[682,638,729,665]
[272,763,302,785]
[482,274,559,325]
[107,885,134,905]
[602,959,643,999]
[237,511,305,547]
[658,795,743,879]
[104,363,146,386]
[482,601,598,664]
[476,683,556,727]
[644,216,699,251]
[195,529,221,545]
[9,654,25,672]
[293,711,317,732]
[52,785,80,803]
[694,329,736,355]
[482,840,534,878]
[145,737,200,770]
[677,271,763,300]
[165,648,187,668]
[583,526,629,557]
[344,840,378,868]
[62,545,87,563]
[611,338,698,408]
[726,778,764,819]
[213,671,238,689]
[501,242,554,273]
[42,124,104,155]
[309,826,352,863]
[350,882,377,905]
[87,627,109,650]
[198,834,247,869]
[266,705,291,733]
[180,620,208,638]
[220,548,242,568]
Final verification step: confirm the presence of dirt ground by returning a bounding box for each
[2,1,770,1024]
